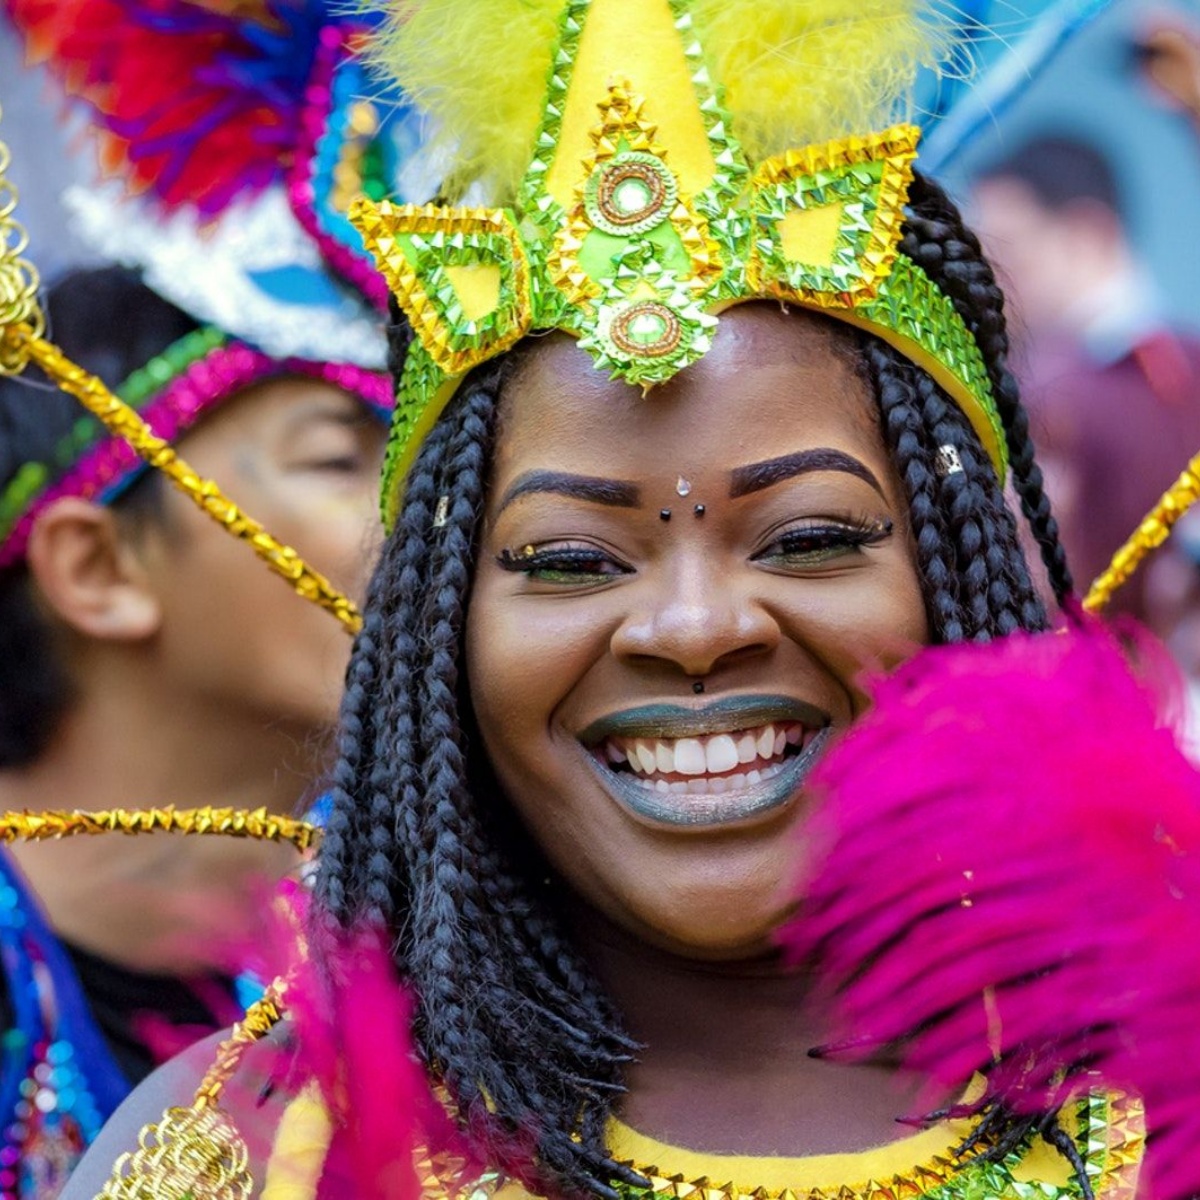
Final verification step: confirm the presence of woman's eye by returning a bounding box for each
[754,519,893,568]
[497,545,631,586]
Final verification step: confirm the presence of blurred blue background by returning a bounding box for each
[926,0,1200,333]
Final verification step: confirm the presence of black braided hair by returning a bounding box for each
[314,174,1076,1195]
[902,173,1073,607]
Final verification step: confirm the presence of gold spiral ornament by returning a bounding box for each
[0,106,44,375]
[98,987,287,1199]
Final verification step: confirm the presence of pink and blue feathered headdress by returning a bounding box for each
[6,0,432,368]
[0,0,426,565]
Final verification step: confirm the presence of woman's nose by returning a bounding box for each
[609,559,780,677]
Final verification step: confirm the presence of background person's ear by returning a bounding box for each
[24,497,164,641]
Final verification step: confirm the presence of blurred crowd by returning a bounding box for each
[962,5,1200,731]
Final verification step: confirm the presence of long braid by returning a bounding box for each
[902,173,1074,605]
[314,602,383,923]
[324,368,636,1197]
[860,337,1048,641]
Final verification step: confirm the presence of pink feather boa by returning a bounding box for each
[783,620,1199,1198]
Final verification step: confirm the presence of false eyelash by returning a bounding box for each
[771,516,893,551]
[497,546,618,573]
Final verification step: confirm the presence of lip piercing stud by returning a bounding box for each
[693,503,706,518]
[660,509,672,521]
[692,681,705,694]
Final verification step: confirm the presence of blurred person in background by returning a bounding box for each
[970,132,1200,624]
[0,266,387,1196]
[0,0,430,1190]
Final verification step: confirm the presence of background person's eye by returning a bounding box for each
[288,418,383,475]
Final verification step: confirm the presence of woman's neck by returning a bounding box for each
[575,908,931,1160]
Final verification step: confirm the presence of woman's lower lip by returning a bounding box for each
[584,728,833,828]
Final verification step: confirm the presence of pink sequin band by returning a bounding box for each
[0,339,392,569]
[288,22,390,312]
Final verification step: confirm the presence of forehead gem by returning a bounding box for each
[676,477,692,497]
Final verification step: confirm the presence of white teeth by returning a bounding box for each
[709,776,727,794]
[655,740,674,774]
[705,734,739,774]
[674,737,706,776]
[635,741,657,774]
[607,719,810,784]
[687,778,709,794]
[669,780,688,795]
[656,779,670,793]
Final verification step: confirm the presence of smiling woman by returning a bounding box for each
[60,2,1143,1199]
[465,312,932,960]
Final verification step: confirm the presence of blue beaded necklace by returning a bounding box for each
[0,853,128,1200]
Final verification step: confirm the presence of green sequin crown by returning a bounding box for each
[351,0,1006,526]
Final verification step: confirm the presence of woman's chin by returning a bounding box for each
[623,900,797,963]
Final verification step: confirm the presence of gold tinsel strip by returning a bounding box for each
[195,983,288,1108]
[1084,449,1200,613]
[0,325,363,634]
[0,805,319,852]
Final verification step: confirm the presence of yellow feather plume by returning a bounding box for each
[690,0,957,160]
[366,0,567,202]
[366,0,961,201]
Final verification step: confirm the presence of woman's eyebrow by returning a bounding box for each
[497,470,641,515]
[729,449,885,500]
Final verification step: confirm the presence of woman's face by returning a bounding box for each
[466,306,929,959]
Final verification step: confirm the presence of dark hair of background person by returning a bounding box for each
[314,173,1082,1197]
[0,266,197,768]
[976,133,1123,218]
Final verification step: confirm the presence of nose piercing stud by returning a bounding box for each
[693,503,706,518]
[660,509,672,521]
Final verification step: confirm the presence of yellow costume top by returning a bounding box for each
[255,1084,1143,1200]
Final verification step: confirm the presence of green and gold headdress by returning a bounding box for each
[351,0,1004,526]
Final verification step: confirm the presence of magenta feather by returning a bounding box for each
[286,901,474,1200]
[782,621,1200,1198]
